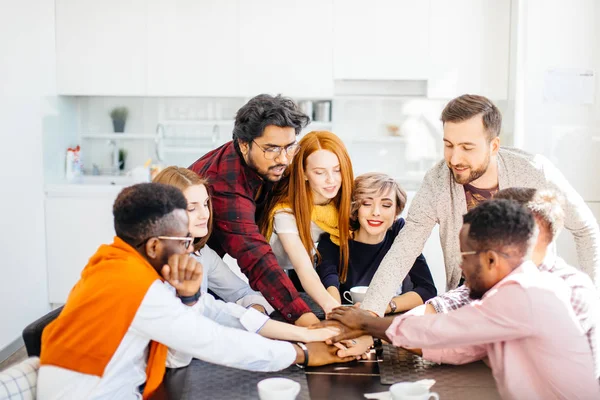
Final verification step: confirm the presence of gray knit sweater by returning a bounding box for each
[362,147,600,316]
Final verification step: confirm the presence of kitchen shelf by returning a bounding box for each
[159,119,234,125]
[80,133,155,140]
[351,137,408,143]
[162,146,216,154]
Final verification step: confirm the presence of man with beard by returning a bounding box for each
[323,200,600,399]
[361,94,599,320]
[189,94,321,326]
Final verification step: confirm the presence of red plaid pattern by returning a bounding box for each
[189,141,311,322]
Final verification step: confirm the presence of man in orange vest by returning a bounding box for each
[38,183,352,399]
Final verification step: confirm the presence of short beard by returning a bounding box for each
[450,150,490,185]
[467,265,487,300]
[246,153,287,183]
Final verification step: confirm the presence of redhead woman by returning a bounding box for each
[316,172,436,313]
[260,131,353,314]
[152,166,342,343]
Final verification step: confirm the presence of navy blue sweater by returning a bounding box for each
[316,218,437,304]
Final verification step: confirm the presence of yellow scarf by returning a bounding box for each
[265,202,340,246]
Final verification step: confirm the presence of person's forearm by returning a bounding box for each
[387,292,423,314]
[361,315,397,341]
[296,267,340,312]
[258,319,309,342]
[327,286,341,303]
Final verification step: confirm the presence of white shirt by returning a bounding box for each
[195,245,274,313]
[37,281,296,400]
[269,209,324,270]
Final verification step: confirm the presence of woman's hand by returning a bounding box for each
[302,326,341,342]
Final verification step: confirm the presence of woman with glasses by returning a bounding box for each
[260,131,353,314]
[152,166,341,342]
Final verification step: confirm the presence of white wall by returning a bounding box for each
[513,0,600,266]
[0,0,67,351]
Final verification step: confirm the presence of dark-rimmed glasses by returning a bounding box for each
[252,140,299,160]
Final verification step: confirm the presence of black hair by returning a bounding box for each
[232,94,310,142]
[113,183,188,247]
[463,199,535,257]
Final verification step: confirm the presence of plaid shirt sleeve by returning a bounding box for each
[426,285,473,313]
[208,188,311,323]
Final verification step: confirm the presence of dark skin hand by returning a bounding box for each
[326,306,396,342]
[293,342,356,366]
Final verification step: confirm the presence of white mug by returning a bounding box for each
[390,382,439,400]
[342,285,369,304]
[257,377,301,400]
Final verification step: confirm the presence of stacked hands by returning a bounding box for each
[312,305,377,359]
[160,253,359,367]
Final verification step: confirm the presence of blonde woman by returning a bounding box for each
[317,173,436,313]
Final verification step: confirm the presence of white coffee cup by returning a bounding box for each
[343,286,369,304]
[257,377,301,400]
[390,382,439,400]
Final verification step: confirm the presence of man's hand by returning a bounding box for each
[309,319,366,343]
[161,253,203,297]
[304,342,355,366]
[325,306,378,341]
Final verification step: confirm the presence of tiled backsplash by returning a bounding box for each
[71,96,513,189]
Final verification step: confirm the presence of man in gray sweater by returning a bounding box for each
[361,94,599,319]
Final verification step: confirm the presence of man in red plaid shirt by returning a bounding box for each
[189,94,320,326]
[424,187,599,379]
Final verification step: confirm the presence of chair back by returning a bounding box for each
[22,306,63,357]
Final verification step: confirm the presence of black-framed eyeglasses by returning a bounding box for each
[252,139,299,160]
[460,249,514,259]
[136,233,194,250]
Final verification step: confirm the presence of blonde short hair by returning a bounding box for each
[350,173,407,231]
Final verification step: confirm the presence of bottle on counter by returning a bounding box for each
[66,145,82,182]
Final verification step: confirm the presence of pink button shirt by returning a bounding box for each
[386,262,600,400]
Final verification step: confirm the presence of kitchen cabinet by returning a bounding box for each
[238,0,334,98]
[332,0,430,81]
[427,0,511,100]
[55,0,147,95]
[147,0,240,96]
[45,187,121,304]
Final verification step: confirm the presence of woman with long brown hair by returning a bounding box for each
[153,166,272,311]
[260,131,354,314]
[153,166,342,343]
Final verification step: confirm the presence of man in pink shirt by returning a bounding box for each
[326,199,600,399]
[425,187,599,379]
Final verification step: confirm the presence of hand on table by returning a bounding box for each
[161,253,203,297]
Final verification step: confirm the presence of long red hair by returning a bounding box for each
[261,131,354,283]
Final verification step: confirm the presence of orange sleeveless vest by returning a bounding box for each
[41,237,168,399]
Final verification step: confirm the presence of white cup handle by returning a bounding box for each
[429,392,439,400]
[343,291,353,303]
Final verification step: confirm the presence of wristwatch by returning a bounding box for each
[179,290,201,305]
[388,299,397,314]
